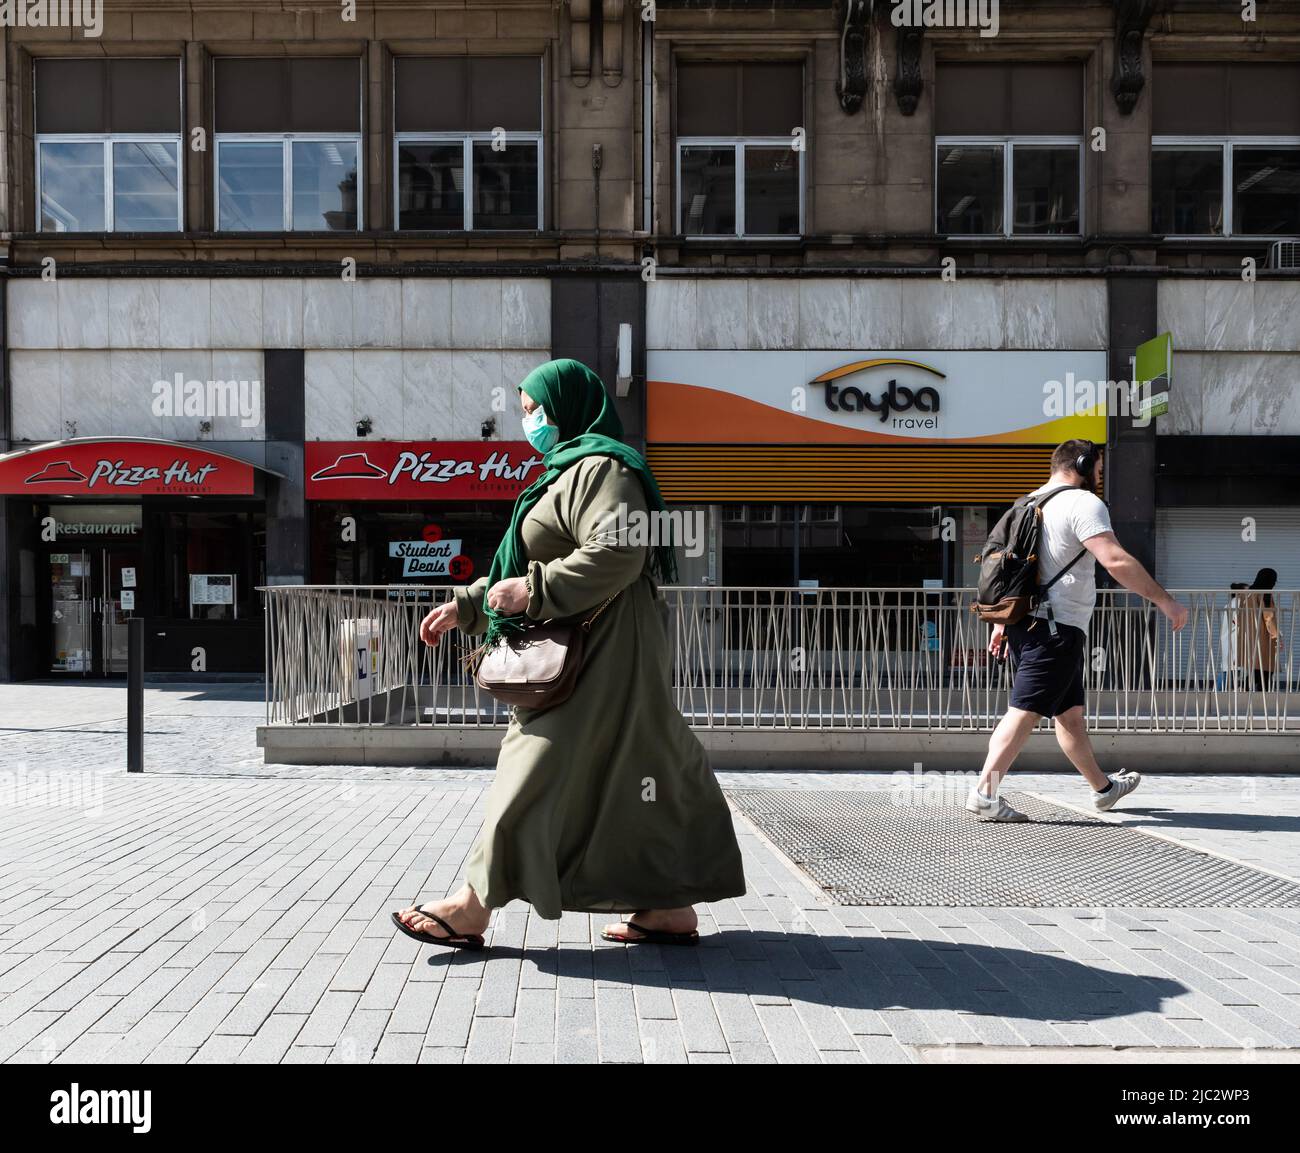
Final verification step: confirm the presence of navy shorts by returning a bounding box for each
[1005,617,1086,717]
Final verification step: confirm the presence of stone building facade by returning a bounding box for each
[1,1,1299,679]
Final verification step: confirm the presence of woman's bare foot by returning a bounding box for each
[602,906,698,941]
[395,883,491,940]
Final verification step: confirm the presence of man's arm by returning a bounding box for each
[1082,531,1188,629]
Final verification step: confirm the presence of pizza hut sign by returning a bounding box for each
[306,441,543,501]
[0,439,255,496]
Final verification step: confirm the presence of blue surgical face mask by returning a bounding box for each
[522,404,559,453]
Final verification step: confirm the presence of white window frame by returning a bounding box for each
[934,135,1085,239]
[214,134,364,232]
[392,132,545,231]
[676,136,806,239]
[35,134,184,233]
[1151,135,1300,239]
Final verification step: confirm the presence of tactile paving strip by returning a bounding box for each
[727,789,1300,908]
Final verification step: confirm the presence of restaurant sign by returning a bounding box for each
[0,439,256,496]
[306,441,543,501]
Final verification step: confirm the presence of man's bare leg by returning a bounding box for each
[1052,706,1109,791]
[976,707,1041,796]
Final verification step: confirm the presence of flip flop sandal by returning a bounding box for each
[391,908,486,951]
[601,920,700,946]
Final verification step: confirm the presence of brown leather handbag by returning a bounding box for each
[469,591,621,710]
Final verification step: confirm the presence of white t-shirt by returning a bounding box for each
[1026,483,1113,632]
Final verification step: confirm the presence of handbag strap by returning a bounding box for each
[461,586,624,673]
[581,588,622,631]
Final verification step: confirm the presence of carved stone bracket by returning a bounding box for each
[1111,0,1155,115]
[894,24,924,116]
[602,0,626,87]
[836,0,870,115]
[571,0,593,88]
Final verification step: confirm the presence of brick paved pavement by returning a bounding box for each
[4,682,1300,1063]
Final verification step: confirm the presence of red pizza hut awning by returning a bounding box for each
[0,438,277,497]
[305,441,543,500]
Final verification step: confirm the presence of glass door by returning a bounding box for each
[100,549,138,675]
[48,550,93,674]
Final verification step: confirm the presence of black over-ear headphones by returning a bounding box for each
[1074,440,1099,479]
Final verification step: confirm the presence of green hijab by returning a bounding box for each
[477,358,678,649]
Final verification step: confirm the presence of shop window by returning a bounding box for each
[675,61,804,237]
[934,62,1083,237]
[214,57,361,231]
[151,508,266,620]
[394,57,543,230]
[1152,64,1300,237]
[35,58,183,232]
[309,502,513,590]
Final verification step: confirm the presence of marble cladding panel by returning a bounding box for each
[108,279,160,349]
[110,349,165,439]
[57,280,109,349]
[8,351,62,441]
[748,281,800,350]
[304,348,543,441]
[649,278,1105,352]
[1054,281,1108,351]
[696,280,749,350]
[7,281,59,348]
[208,350,267,441]
[209,279,264,350]
[60,351,116,439]
[7,278,549,352]
[1162,280,1300,354]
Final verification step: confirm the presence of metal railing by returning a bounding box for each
[261,585,1300,734]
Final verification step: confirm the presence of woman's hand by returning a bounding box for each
[419,599,460,647]
[486,577,529,614]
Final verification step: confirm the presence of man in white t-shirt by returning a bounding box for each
[968,440,1189,822]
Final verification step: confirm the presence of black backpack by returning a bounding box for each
[971,486,1087,626]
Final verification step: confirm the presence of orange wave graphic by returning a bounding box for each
[646,380,1104,445]
[810,358,946,383]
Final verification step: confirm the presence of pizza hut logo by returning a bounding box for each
[311,449,542,487]
[309,452,386,482]
[27,457,219,488]
[25,461,88,484]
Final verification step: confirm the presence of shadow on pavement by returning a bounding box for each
[418,931,1188,1025]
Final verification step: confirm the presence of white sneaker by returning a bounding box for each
[1093,770,1142,813]
[965,787,1028,823]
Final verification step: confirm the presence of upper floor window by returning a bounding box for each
[214,57,362,231]
[1152,63,1300,237]
[394,57,543,230]
[35,58,182,233]
[934,62,1084,237]
[675,61,804,238]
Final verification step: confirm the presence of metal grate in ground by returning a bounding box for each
[727,789,1300,908]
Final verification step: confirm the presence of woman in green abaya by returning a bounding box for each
[392,358,746,949]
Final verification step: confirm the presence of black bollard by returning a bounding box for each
[127,616,144,773]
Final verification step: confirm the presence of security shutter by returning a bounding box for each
[1155,508,1300,590]
[1155,507,1300,686]
[646,444,1053,503]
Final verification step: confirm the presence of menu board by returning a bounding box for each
[190,574,234,606]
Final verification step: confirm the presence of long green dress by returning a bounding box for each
[452,453,746,919]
